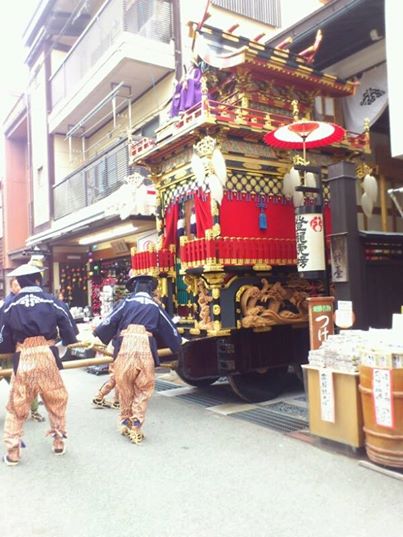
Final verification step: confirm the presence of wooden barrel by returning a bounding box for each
[359,365,403,468]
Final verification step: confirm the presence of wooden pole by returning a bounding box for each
[0,347,174,379]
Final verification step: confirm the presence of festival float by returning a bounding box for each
[128,24,370,402]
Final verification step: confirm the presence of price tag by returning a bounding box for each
[372,369,394,429]
[319,369,335,423]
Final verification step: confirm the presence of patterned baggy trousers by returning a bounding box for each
[114,325,155,425]
[3,336,68,452]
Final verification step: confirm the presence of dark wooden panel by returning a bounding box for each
[365,262,403,328]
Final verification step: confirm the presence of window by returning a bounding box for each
[95,160,107,194]
[86,168,96,204]
[212,0,281,27]
[106,153,118,186]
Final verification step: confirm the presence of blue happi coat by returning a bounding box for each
[0,286,78,358]
[94,291,182,366]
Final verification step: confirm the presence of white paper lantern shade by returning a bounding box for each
[289,166,301,189]
[211,147,227,185]
[361,192,374,218]
[305,172,317,188]
[282,172,293,197]
[191,153,206,185]
[293,189,304,207]
[363,174,378,203]
[208,174,224,205]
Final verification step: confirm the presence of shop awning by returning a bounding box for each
[26,212,106,247]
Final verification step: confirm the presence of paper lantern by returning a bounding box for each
[289,167,301,189]
[361,192,374,218]
[363,174,378,203]
[211,147,227,184]
[191,152,206,185]
[208,173,224,205]
[293,189,304,208]
[282,172,293,197]
[305,172,316,188]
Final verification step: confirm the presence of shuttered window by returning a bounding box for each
[54,141,131,220]
[212,0,281,27]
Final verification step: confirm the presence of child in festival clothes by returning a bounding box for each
[0,263,78,466]
[93,274,181,444]
[92,360,120,409]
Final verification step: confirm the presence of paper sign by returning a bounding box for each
[335,300,354,329]
[372,368,394,429]
[307,297,335,350]
[319,369,335,423]
[295,213,326,272]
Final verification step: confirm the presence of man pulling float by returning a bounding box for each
[0,262,78,466]
[93,274,182,444]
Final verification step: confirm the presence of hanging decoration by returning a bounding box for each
[59,263,88,307]
[282,172,293,198]
[191,136,227,205]
[191,151,206,186]
[361,192,374,219]
[359,169,378,219]
[211,147,227,185]
[295,212,326,273]
[88,256,132,314]
[363,173,378,203]
[264,101,345,209]
[257,196,268,230]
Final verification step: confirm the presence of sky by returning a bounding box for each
[0,0,40,175]
[0,0,40,122]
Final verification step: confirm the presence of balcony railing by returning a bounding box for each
[129,98,370,163]
[50,0,172,110]
[53,142,131,219]
[181,237,297,269]
[131,245,176,275]
[130,237,297,277]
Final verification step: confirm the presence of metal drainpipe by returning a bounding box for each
[172,0,183,80]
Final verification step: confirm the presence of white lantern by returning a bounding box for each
[295,212,326,272]
[293,189,304,207]
[211,147,227,185]
[282,172,293,197]
[363,174,378,203]
[361,192,374,218]
[305,172,317,188]
[191,152,206,185]
[289,167,301,189]
[208,174,224,205]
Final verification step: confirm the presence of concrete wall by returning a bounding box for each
[3,137,29,267]
[28,52,50,227]
[54,134,84,184]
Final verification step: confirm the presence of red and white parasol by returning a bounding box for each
[263,119,345,151]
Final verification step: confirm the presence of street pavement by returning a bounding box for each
[0,368,402,537]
